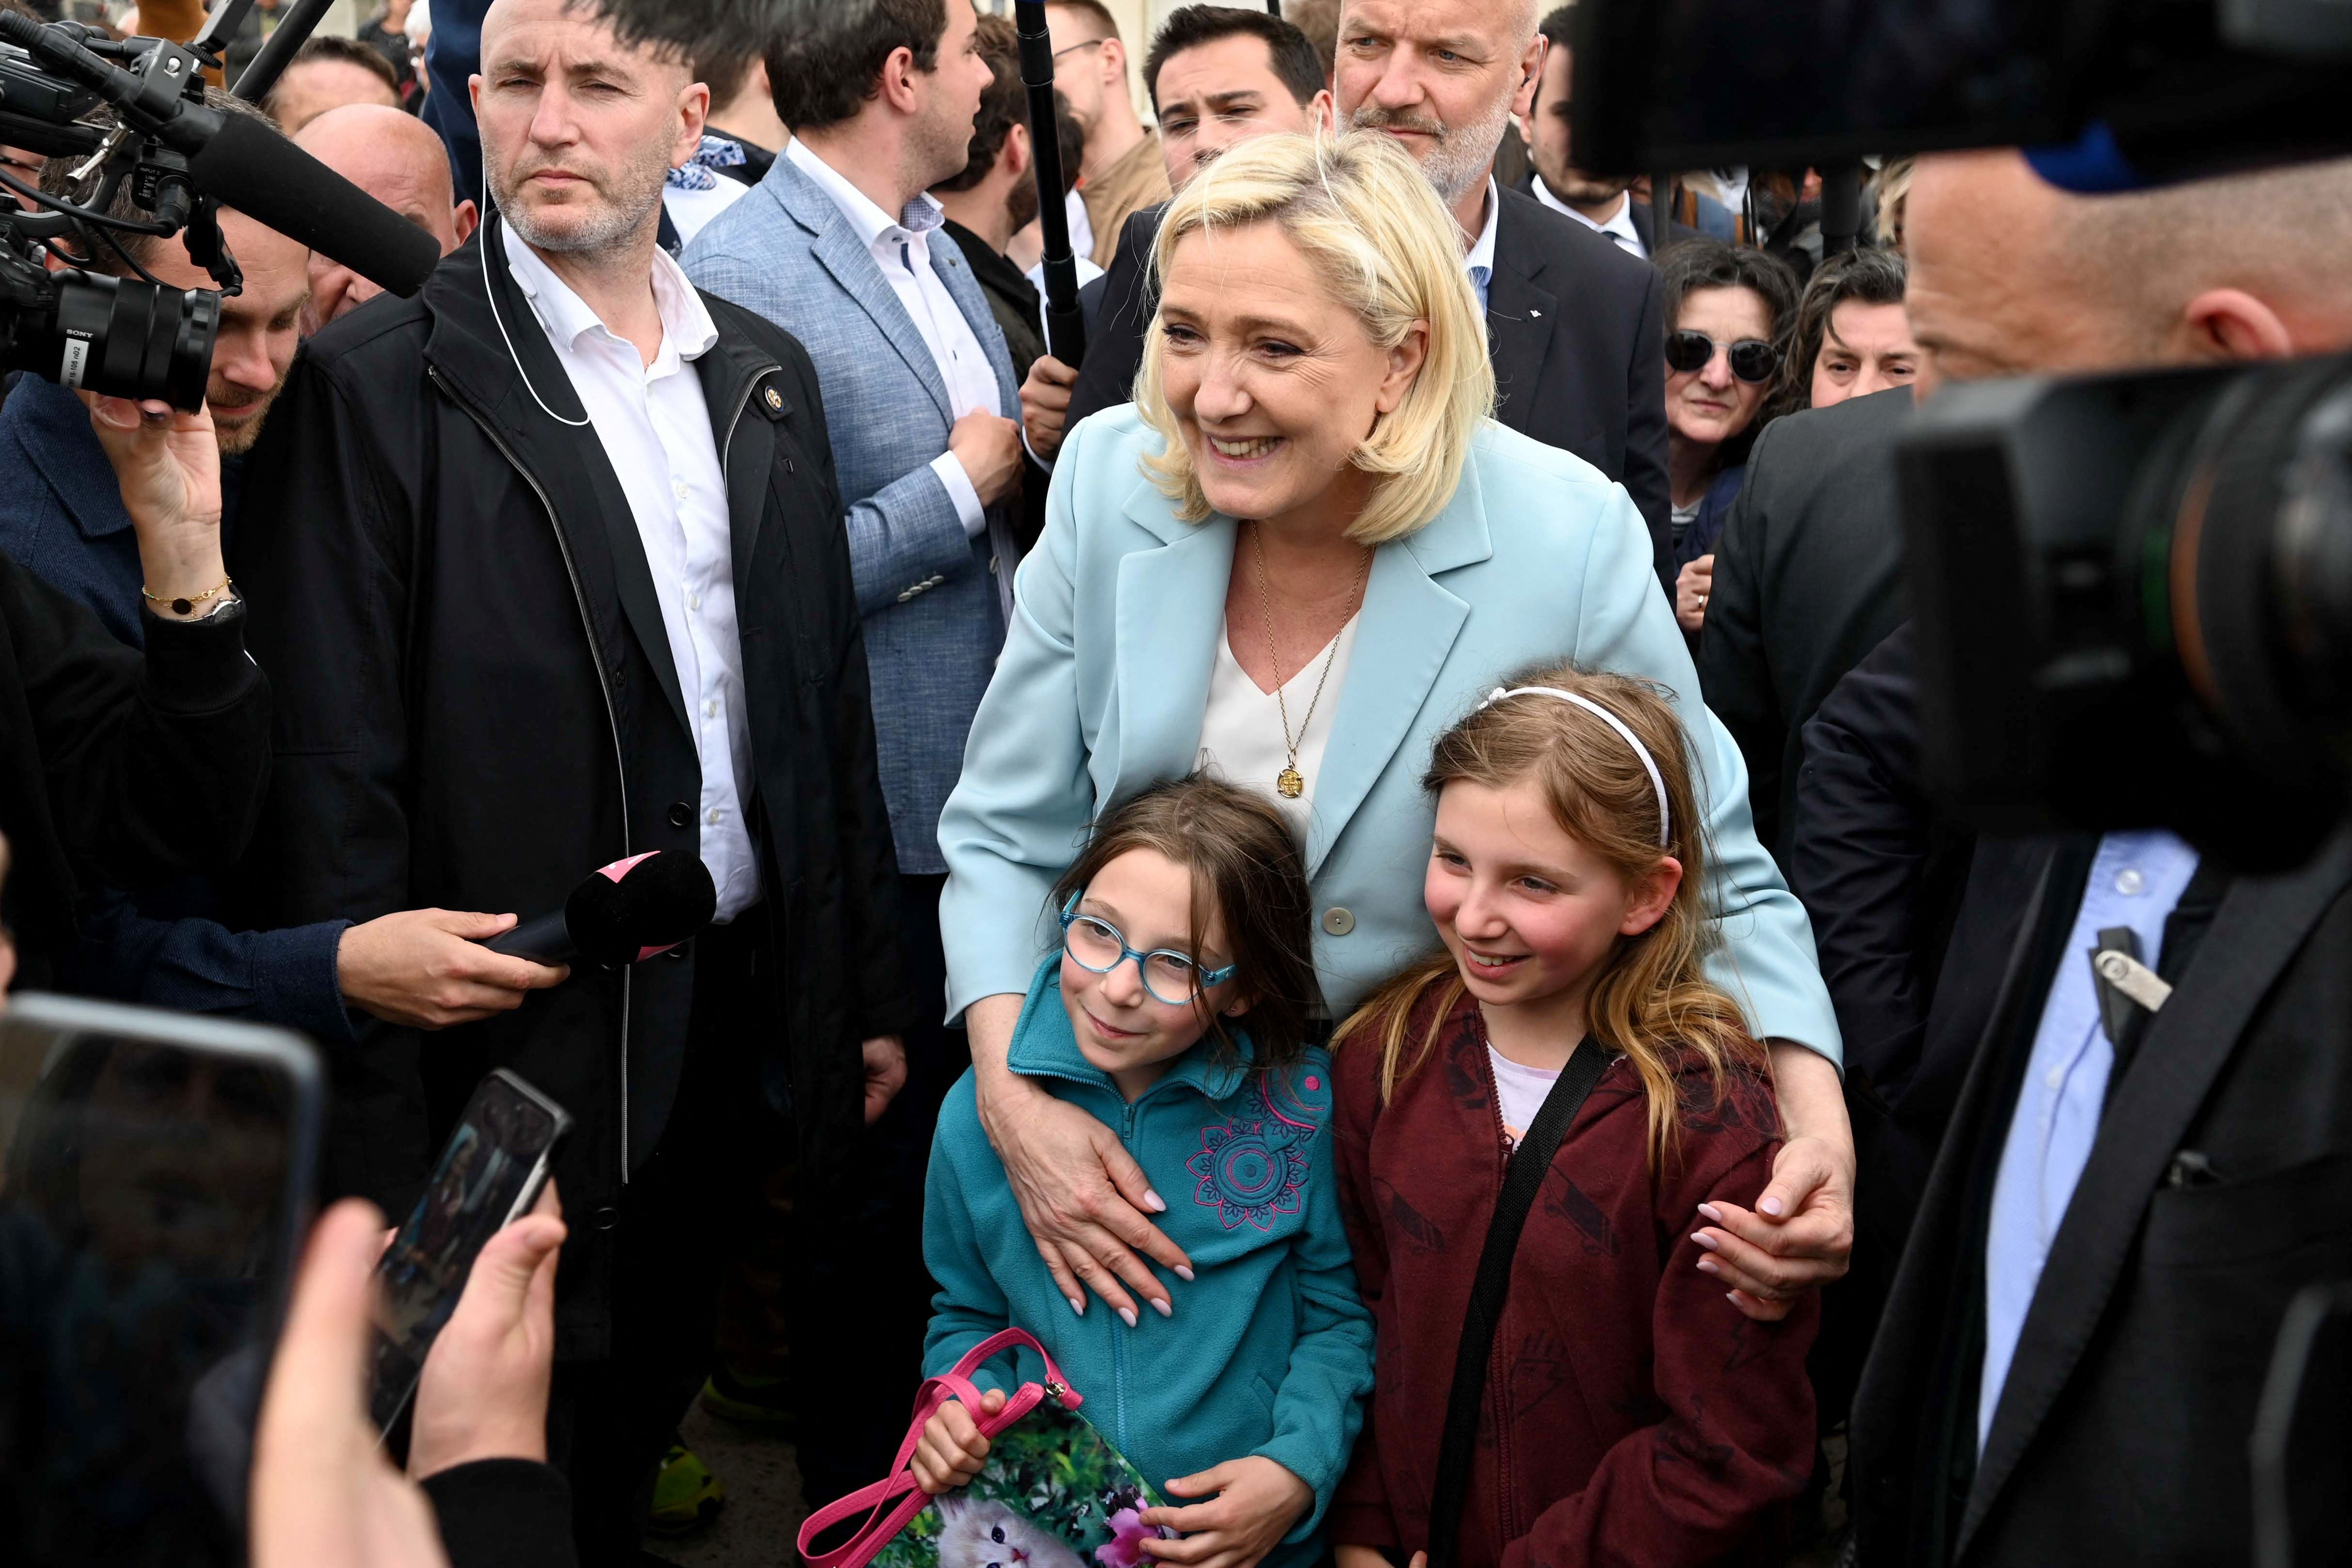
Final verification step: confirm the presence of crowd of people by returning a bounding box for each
[2,0,2350,1566]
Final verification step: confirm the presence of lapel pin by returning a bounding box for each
[1530,307,1543,318]
[763,387,784,412]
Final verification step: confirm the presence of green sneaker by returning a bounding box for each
[647,1439,725,1535]
[699,1363,795,1431]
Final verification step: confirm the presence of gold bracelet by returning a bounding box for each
[141,576,234,618]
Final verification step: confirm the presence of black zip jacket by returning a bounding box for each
[231,219,912,1354]
[0,548,270,985]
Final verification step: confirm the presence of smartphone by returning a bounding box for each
[368,1069,571,1432]
[0,994,322,1568]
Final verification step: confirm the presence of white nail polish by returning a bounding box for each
[1068,1297,1085,1316]
[1118,1306,1138,1329]
[1152,1297,1172,1317]
[1144,1189,1167,1213]
[1174,1265,1195,1283]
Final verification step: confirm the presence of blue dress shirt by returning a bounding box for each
[1465,176,1500,311]
[0,377,351,1043]
[1977,829,2200,1450]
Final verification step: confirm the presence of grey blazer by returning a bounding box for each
[685,153,1022,874]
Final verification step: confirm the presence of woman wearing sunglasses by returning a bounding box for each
[1655,240,1801,636]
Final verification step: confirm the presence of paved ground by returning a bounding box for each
[644,1402,810,1568]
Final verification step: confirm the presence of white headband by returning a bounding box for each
[1478,686,1672,848]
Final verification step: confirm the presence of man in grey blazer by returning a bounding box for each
[682,0,1017,1495]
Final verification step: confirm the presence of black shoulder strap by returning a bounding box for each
[1425,1042,1612,1568]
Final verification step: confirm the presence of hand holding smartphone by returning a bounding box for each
[368,1069,571,1433]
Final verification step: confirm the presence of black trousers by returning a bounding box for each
[547,911,776,1566]
[785,870,969,1509]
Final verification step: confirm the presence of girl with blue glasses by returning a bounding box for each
[912,776,1373,1568]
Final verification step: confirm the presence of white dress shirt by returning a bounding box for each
[502,224,761,921]
[1533,177,1647,258]
[788,138,1004,539]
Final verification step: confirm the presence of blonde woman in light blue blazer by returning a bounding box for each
[938,132,1853,1329]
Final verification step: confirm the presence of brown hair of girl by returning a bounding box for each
[1335,662,1765,1167]
[1050,775,1323,1072]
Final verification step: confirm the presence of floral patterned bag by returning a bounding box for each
[798,1328,1176,1568]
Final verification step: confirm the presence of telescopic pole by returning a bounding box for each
[1014,0,1087,366]
[229,0,339,106]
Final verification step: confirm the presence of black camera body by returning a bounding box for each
[0,7,440,410]
[1900,361,2352,865]
[1,18,237,409]
[1574,0,2352,853]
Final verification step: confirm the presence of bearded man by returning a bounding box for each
[234,0,912,1555]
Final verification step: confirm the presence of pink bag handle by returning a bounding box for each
[796,1329,1084,1568]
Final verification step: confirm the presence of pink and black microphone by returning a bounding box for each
[483,852,718,967]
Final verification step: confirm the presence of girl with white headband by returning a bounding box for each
[1326,662,1816,1568]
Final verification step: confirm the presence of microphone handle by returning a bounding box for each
[485,910,575,964]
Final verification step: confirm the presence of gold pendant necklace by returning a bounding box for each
[1252,523,1372,800]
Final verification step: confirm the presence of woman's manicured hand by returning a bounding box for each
[1692,1043,1856,1319]
[1140,1456,1313,1568]
[912,1388,1007,1495]
[970,1001,1195,1325]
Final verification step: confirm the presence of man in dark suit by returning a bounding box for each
[1695,383,1913,861]
[1335,0,1671,552]
[1520,5,1702,259]
[1028,0,1674,570]
[1840,148,2352,1566]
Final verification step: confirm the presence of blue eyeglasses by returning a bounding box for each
[1059,894,1237,1006]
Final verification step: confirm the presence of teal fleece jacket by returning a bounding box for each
[923,960,1376,1567]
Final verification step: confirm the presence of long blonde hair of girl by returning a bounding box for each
[1335,662,1765,1168]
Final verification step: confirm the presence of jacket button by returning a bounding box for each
[896,588,914,603]
[1321,907,1355,936]
[668,802,693,828]
[989,555,1000,575]
[593,1206,620,1232]
[666,940,692,961]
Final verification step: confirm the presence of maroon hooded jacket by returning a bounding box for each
[1330,992,1818,1568]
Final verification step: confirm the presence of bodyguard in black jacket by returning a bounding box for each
[237,205,909,1246]
[233,193,910,1550]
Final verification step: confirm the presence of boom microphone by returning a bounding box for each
[485,852,718,967]
[181,109,442,297]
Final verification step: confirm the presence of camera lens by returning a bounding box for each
[11,269,218,412]
[2160,357,2352,798]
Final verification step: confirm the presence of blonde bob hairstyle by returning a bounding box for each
[1131,130,1497,546]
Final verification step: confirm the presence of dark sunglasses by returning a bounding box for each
[1665,329,1780,385]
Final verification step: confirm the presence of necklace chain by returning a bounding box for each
[1251,523,1372,799]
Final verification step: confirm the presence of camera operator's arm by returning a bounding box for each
[1,396,268,896]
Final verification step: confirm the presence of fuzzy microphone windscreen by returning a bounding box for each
[563,851,718,966]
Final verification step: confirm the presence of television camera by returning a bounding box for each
[0,0,438,410]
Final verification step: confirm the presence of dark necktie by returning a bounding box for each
[2098,856,2233,1109]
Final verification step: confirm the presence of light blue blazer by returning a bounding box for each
[683,154,1020,875]
[938,409,1842,1061]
